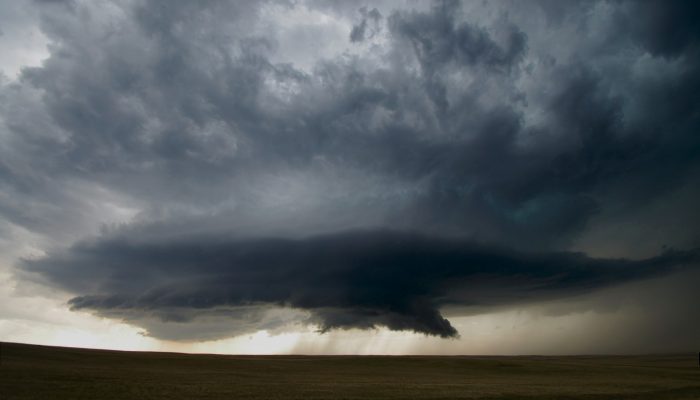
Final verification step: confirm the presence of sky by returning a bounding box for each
[0,0,699,355]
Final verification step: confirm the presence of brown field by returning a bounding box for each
[1,341,699,399]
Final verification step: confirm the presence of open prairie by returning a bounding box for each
[1,342,699,399]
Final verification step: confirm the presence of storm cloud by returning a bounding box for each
[1,0,700,346]
[21,230,700,339]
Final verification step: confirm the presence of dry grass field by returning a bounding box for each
[1,342,699,399]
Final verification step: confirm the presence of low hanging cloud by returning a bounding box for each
[21,230,699,339]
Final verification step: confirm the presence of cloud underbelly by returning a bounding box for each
[21,230,699,340]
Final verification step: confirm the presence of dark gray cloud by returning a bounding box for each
[2,0,698,245]
[20,230,699,339]
[389,1,527,72]
[626,0,700,57]
[1,0,700,344]
[350,7,382,43]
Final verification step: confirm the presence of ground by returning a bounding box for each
[1,342,699,399]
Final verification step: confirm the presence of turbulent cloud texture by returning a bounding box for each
[2,0,699,344]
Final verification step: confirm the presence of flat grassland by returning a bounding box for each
[1,342,699,399]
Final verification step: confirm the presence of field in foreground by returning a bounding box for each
[1,342,699,399]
